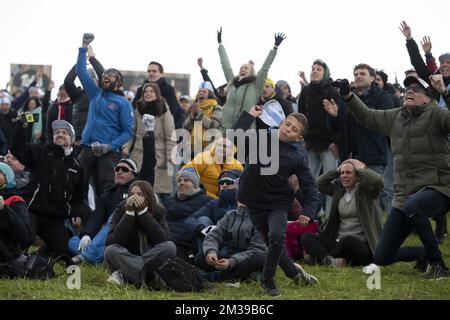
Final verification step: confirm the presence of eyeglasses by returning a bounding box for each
[218,178,235,186]
[115,166,131,173]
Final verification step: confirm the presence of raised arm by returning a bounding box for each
[254,33,284,89]
[76,33,99,99]
[217,27,235,82]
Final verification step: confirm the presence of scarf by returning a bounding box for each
[137,100,166,117]
[232,75,256,88]
[177,188,201,201]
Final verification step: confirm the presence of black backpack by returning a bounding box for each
[0,253,64,280]
[141,257,213,292]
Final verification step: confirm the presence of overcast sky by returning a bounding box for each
[1,0,449,98]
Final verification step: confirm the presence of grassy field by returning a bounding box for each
[1,221,449,300]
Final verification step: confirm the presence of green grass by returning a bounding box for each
[1,220,449,300]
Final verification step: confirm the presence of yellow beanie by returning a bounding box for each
[265,78,275,88]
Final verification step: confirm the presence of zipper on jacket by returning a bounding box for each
[29,183,40,208]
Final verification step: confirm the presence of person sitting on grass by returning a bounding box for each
[104,180,176,286]
[195,204,266,283]
[0,163,32,278]
[301,159,384,267]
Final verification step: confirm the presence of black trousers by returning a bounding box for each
[248,209,298,282]
[301,233,373,266]
[29,211,72,257]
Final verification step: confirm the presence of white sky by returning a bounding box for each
[0,0,449,98]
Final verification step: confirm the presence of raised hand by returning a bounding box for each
[430,74,446,93]
[249,105,264,118]
[217,27,222,44]
[82,33,95,48]
[421,36,432,54]
[322,99,339,117]
[274,32,286,47]
[197,57,204,69]
[399,21,412,40]
[298,71,308,87]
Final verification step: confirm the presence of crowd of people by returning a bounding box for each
[0,21,449,297]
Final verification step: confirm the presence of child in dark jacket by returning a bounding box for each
[233,106,320,296]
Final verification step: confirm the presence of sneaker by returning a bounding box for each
[320,255,333,266]
[142,114,155,132]
[422,263,450,281]
[261,279,281,297]
[293,263,319,286]
[107,270,125,286]
[70,254,85,265]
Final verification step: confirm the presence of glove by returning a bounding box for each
[91,142,111,156]
[78,235,91,252]
[274,33,286,47]
[125,195,137,212]
[217,27,222,44]
[142,114,155,132]
[338,79,351,97]
[132,195,147,212]
[82,33,95,48]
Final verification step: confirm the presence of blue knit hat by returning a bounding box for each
[0,162,16,189]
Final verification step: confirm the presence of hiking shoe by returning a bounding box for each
[70,254,85,265]
[422,263,450,281]
[261,279,281,297]
[107,270,125,286]
[293,263,319,285]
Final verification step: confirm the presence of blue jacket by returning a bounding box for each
[76,47,133,152]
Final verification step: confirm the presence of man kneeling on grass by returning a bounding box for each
[301,159,384,268]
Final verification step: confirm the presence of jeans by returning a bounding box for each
[308,150,338,218]
[195,216,214,252]
[374,188,449,266]
[68,216,112,265]
[248,209,298,283]
[78,147,119,197]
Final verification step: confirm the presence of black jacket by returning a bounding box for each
[0,191,32,262]
[340,84,392,165]
[0,110,18,147]
[406,39,450,100]
[9,122,90,220]
[106,202,171,256]
[80,180,134,238]
[298,80,341,152]
[233,112,319,216]
[162,190,211,246]
[134,78,185,129]
[64,57,104,140]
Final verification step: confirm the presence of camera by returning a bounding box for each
[19,112,39,124]
[330,79,344,88]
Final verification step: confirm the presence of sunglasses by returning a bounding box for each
[219,178,235,186]
[115,166,131,173]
